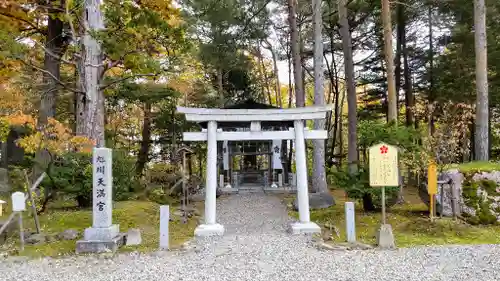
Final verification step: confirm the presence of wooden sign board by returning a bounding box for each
[369,143,399,187]
[427,160,438,195]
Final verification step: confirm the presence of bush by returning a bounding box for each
[44,152,93,207]
[42,150,140,207]
[112,150,142,200]
[146,162,179,186]
[327,120,421,211]
[331,166,399,211]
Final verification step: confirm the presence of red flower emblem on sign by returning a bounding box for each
[380,145,388,154]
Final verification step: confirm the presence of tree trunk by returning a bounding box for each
[402,9,414,127]
[136,101,152,176]
[311,0,328,193]
[217,68,224,106]
[428,3,435,135]
[288,0,305,107]
[83,0,105,147]
[381,0,397,123]
[75,11,86,136]
[339,0,358,174]
[395,2,403,110]
[265,40,282,107]
[257,43,273,105]
[474,0,489,160]
[34,1,67,179]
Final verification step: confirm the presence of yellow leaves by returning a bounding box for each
[4,111,35,128]
[2,112,94,155]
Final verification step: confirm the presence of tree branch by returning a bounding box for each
[239,0,273,35]
[19,58,82,93]
[0,11,46,35]
[100,74,158,90]
[32,40,76,66]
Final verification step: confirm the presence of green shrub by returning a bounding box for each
[112,150,141,200]
[147,186,177,205]
[42,150,140,207]
[331,166,399,211]
[146,162,179,185]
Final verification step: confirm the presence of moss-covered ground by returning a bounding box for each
[286,187,500,247]
[0,198,199,258]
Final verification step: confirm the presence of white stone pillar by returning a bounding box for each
[290,120,320,234]
[294,120,310,222]
[195,121,224,236]
[205,121,217,224]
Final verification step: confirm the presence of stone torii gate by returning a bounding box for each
[177,105,333,236]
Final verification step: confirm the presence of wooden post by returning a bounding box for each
[18,212,24,251]
[23,171,45,234]
[427,160,437,220]
[381,186,386,225]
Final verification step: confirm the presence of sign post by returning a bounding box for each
[427,159,438,220]
[369,142,398,249]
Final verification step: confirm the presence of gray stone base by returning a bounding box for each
[194,223,225,237]
[376,224,396,249]
[264,188,297,194]
[289,221,321,235]
[76,233,126,254]
[219,188,239,194]
[84,224,119,240]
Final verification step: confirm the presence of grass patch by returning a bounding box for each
[0,198,199,258]
[287,188,500,247]
[444,161,500,173]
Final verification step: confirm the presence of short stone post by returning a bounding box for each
[345,202,356,243]
[278,173,283,188]
[76,148,123,253]
[232,172,239,189]
[219,174,224,189]
[263,171,269,188]
[159,205,169,250]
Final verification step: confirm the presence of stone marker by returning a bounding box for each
[76,148,124,254]
[11,191,25,250]
[278,174,283,188]
[232,172,239,189]
[160,205,169,250]
[126,228,142,245]
[11,192,25,212]
[376,224,396,249]
[345,202,356,243]
[219,174,224,189]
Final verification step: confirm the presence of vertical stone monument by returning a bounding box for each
[159,205,169,250]
[76,148,124,253]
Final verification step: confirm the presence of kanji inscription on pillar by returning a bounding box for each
[369,143,399,187]
[92,147,113,228]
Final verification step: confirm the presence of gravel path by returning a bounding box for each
[1,193,500,281]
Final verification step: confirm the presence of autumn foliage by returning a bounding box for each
[1,112,94,155]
